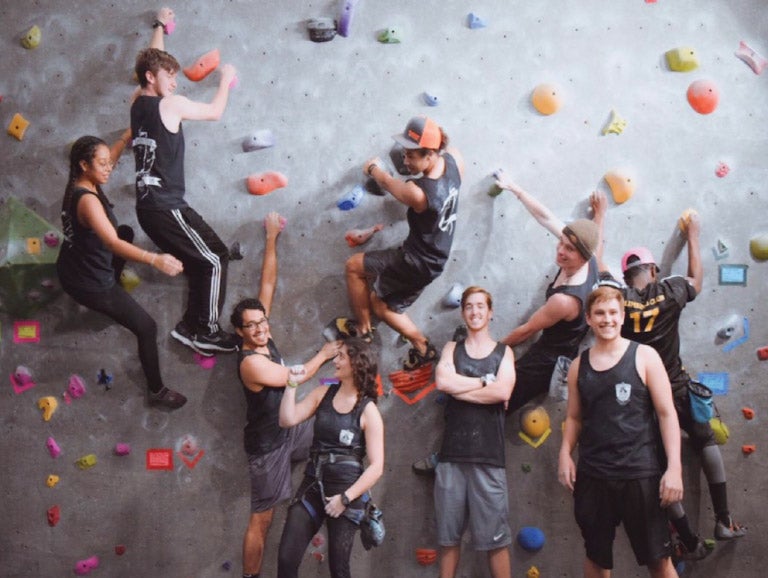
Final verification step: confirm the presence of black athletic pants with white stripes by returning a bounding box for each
[138,206,229,335]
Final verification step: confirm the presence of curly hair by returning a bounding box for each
[135,48,180,88]
[230,298,266,329]
[345,338,379,405]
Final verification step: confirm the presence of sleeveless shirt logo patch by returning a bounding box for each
[339,429,355,446]
[133,129,160,199]
[437,185,459,235]
[615,382,631,405]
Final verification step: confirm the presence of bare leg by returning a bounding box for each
[243,509,274,575]
[488,546,511,578]
[439,545,460,578]
[370,293,428,353]
[345,253,373,333]
[584,558,611,578]
[647,556,676,578]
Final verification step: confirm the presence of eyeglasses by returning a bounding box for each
[241,317,268,330]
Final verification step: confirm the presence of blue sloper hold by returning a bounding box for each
[337,184,365,210]
[467,13,487,29]
[242,129,275,152]
[422,92,439,106]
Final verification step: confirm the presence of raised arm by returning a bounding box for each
[558,356,583,492]
[684,212,703,295]
[278,379,326,428]
[639,345,683,507]
[495,170,564,237]
[108,129,133,166]
[590,190,608,272]
[240,340,339,393]
[258,212,283,317]
[76,195,182,277]
[149,7,174,50]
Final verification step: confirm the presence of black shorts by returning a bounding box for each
[574,473,671,569]
[363,247,430,313]
[673,385,716,450]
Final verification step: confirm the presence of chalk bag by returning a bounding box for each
[688,380,714,423]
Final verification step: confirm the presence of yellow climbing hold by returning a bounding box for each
[666,47,699,72]
[602,110,627,135]
[119,268,141,292]
[527,567,541,578]
[604,171,636,204]
[8,113,30,141]
[531,83,562,115]
[46,474,60,488]
[749,234,768,261]
[37,396,58,421]
[76,454,98,470]
[21,25,41,49]
[678,208,698,233]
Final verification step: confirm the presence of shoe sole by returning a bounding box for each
[171,329,216,357]
[192,341,238,353]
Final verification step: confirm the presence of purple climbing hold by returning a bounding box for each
[467,13,487,29]
[337,184,365,210]
[10,365,36,394]
[241,129,275,152]
[337,0,360,38]
[67,374,86,399]
[46,436,62,458]
[115,443,131,456]
[422,92,439,107]
[307,18,337,42]
[43,231,60,247]
[73,556,99,576]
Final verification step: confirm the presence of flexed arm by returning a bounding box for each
[495,170,564,237]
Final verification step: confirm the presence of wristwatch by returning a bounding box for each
[481,373,496,387]
[341,492,350,507]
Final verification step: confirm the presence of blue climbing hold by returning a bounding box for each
[337,184,365,210]
[467,13,487,29]
[337,0,360,37]
[517,526,545,552]
[422,92,439,107]
[242,129,275,152]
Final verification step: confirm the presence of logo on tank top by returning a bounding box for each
[437,185,459,235]
[339,429,355,446]
[615,382,631,405]
[133,128,161,200]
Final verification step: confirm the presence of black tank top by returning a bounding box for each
[576,341,662,479]
[56,187,117,291]
[238,339,287,455]
[130,95,187,210]
[402,152,461,280]
[533,256,599,357]
[439,341,509,467]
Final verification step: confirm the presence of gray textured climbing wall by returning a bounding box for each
[1,1,767,577]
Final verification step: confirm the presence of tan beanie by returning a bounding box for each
[562,219,598,261]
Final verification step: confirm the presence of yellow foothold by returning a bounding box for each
[749,234,768,261]
[604,171,636,204]
[119,268,141,292]
[26,237,41,255]
[531,83,562,115]
[665,47,699,72]
[602,110,628,135]
[710,417,729,445]
[8,113,31,141]
[46,474,60,488]
[527,566,541,578]
[37,396,59,421]
[21,25,41,49]
[678,209,698,233]
[75,454,98,470]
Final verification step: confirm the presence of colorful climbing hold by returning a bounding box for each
[735,41,767,75]
[665,47,699,72]
[345,223,384,247]
[10,365,36,394]
[531,83,562,115]
[678,208,697,233]
[183,49,220,82]
[47,505,60,526]
[687,80,719,114]
[749,233,768,261]
[246,172,288,196]
[20,25,41,49]
[442,282,464,309]
[377,28,401,44]
[43,231,60,248]
[527,567,541,578]
[37,396,58,421]
[742,407,755,420]
[521,463,532,473]
[67,374,86,399]
[119,268,141,292]
[75,454,97,470]
[194,351,217,369]
[46,436,62,458]
[241,129,275,152]
[712,238,729,260]
[96,369,113,389]
[46,474,60,488]
[517,526,545,552]
[7,113,30,141]
[757,346,768,361]
[307,18,337,42]
[311,533,325,548]
[115,443,131,456]
[466,13,487,29]
[337,184,365,210]
[115,545,126,556]
[520,406,550,439]
[73,556,99,576]
[741,444,756,455]
[416,548,438,566]
[604,170,636,204]
[337,0,360,37]
[602,110,627,135]
[422,92,439,107]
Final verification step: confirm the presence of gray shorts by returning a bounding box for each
[363,247,429,313]
[434,462,512,550]
[247,420,313,513]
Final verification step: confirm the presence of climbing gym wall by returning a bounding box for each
[1,0,767,576]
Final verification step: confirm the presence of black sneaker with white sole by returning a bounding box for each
[193,328,240,353]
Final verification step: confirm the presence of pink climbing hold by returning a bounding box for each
[194,352,217,369]
[115,443,131,456]
[73,556,99,576]
[735,41,767,75]
[164,20,176,35]
[715,162,730,178]
[345,224,384,247]
[687,79,719,114]
[247,172,288,196]
[312,533,326,547]
[10,365,36,394]
[46,436,62,458]
[67,374,86,399]
[47,505,60,526]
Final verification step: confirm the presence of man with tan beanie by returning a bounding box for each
[495,173,607,416]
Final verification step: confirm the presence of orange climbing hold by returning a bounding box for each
[742,444,755,455]
[183,49,220,82]
[742,407,755,420]
[416,548,437,566]
[687,79,719,114]
[247,172,288,196]
[604,170,636,204]
[757,346,768,361]
[678,208,698,232]
[8,113,30,141]
[531,83,562,115]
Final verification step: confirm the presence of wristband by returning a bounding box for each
[152,19,164,29]
[287,379,299,389]
[341,492,350,507]
[149,253,157,266]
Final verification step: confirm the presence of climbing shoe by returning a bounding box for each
[715,517,747,540]
[149,387,187,410]
[403,342,438,370]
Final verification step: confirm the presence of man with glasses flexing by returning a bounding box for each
[230,212,339,578]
